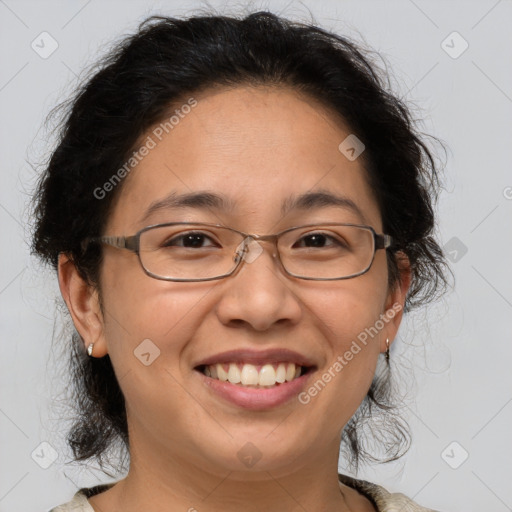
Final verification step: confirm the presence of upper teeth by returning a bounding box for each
[203,362,302,387]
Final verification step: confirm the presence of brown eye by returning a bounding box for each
[293,233,347,249]
[162,232,218,249]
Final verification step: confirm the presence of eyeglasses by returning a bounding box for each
[81,222,393,282]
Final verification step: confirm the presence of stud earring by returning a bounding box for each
[87,343,94,357]
[385,338,390,364]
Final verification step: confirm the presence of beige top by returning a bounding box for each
[48,474,440,511]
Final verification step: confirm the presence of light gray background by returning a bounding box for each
[1,1,511,511]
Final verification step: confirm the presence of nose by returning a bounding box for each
[214,238,303,331]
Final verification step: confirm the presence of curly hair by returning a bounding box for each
[31,11,449,474]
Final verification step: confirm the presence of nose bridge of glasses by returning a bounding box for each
[234,234,279,265]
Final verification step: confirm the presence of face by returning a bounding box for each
[62,85,408,480]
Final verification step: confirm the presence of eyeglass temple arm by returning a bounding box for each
[375,233,393,250]
[82,235,139,252]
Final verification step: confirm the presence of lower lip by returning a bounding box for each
[196,369,314,410]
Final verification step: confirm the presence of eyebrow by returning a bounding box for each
[141,189,366,223]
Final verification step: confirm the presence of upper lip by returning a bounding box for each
[194,348,317,368]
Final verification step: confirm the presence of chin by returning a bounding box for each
[192,434,307,476]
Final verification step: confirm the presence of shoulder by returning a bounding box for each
[338,473,442,512]
[48,491,92,512]
[48,483,116,512]
[50,477,440,512]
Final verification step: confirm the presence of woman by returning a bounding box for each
[33,11,448,512]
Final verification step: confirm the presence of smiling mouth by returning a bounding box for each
[195,362,315,388]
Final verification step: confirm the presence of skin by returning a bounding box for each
[59,85,410,512]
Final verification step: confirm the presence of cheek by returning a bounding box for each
[317,290,384,379]
[299,302,384,428]
[97,264,217,449]
[303,262,389,406]
[312,260,389,351]
[99,255,199,358]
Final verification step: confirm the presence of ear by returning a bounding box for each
[58,253,108,357]
[380,251,411,354]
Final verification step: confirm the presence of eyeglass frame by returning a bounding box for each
[81,221,394,282]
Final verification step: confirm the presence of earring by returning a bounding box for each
[87,343,94,357]
[385,338,390,364]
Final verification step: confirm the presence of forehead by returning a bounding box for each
[106,85,382,233]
